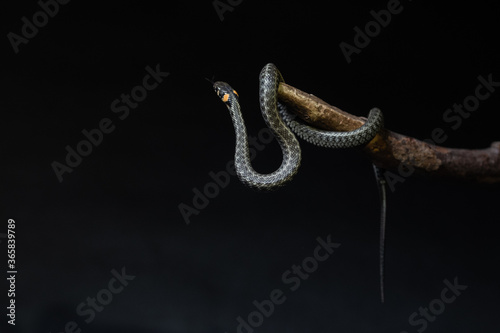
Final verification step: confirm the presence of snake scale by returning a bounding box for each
[213,63,387,302]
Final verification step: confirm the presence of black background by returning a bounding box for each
[2,1,500,332]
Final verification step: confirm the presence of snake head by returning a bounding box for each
[213,81,239,105]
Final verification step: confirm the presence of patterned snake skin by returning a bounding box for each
[214,63,388,302]
[213,63,384,189]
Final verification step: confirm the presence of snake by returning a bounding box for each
[212,63,387,301]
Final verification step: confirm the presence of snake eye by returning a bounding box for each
[213,82,223,96]
[213,81,239,107]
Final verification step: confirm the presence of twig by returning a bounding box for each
[278,83,500,184]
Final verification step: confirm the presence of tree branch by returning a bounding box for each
[278,83,500,184]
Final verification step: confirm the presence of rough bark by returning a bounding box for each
[278,83,500,184]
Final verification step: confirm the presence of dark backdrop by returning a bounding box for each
[2,1,499,332]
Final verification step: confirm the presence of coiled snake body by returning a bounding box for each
[214,63,384,188]
[213,63,387,301]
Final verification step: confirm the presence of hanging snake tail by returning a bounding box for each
[373,164,387,303]
[213,63,388,302]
